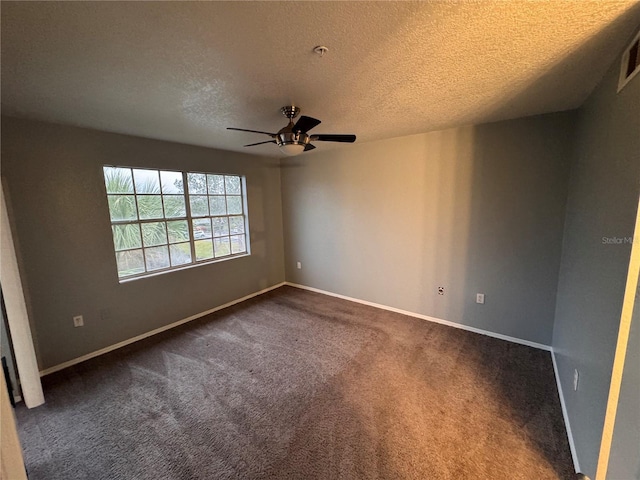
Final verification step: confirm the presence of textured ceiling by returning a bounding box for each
[2,1,640,157]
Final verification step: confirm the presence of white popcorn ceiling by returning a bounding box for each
[2,1,639,156]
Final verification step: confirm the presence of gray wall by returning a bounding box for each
[608,282,640,480]
[1,116,285,370]
[552,53,640,477]
[281,112,574,345]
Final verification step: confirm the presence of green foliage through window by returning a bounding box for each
[104,166,249,279]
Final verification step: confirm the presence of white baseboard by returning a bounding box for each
[551,349,581,473]
[39,282,286,377]
[285,282,552,351]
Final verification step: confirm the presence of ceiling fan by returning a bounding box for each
[227,106,356,156]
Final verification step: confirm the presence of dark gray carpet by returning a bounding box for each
[16,286,574,479]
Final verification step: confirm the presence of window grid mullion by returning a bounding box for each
[111,216,188,226]
[157,190,170,267]
[127,169,151,274]
[183,172,197,263]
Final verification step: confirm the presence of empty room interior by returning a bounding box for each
[1,2,639,479]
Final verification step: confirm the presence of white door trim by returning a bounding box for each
[0,182,44,408]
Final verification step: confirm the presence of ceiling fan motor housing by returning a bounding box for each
[277,107,309,148]
[276,132,309,147]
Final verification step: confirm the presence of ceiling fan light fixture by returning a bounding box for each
[279,143,306,156]
[228,105,356,155]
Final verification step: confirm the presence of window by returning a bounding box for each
[103,166,249,280]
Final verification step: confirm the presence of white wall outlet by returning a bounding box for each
[476,293,485,304]
[573,369,579,391]
[296,261,302,269]
[73,315,84,327]
[437,287,445,295]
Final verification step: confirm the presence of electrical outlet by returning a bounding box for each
[73,315,84,327]
[476,293,485,304]
[573,369,579,391]
[437,287,445,295]
[296,261,302,269]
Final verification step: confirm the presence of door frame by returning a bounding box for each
[596,195,640,479]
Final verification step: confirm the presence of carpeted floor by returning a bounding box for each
[16,286,574,479]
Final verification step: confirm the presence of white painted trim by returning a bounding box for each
[0,183,45,408]
[284,282,552,351]
[39,282,286,376]
[551,349,580,473]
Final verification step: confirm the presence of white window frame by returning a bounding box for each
[103,166,250,281]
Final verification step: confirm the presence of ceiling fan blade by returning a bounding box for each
[244,140,277,147]
[310,134,356,143]
[293,116,321,133]
[227,127,276,137]
[304,143,316,151]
